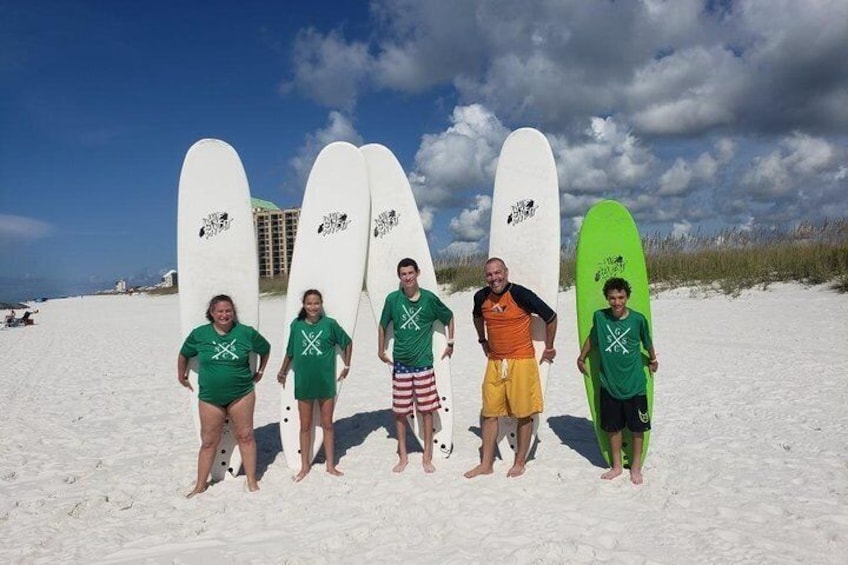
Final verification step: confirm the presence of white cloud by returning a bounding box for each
[289,111,364,184]
[409,104,509,207]
[448,194,491,241]
[657,158,693,196]
[0,214,53,242]
[741,133,841,201]
[550,117,655,195]
[439,240,481,257]
[286,0,848,135]
[285,29,371,109]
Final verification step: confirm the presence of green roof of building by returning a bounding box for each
[251,198,281,211]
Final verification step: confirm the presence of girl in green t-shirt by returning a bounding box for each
[277,289,352,482]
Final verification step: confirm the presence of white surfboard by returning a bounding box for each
[177,138,259,482]
[279,142,370,470]
[488,128,560,459]
[362,143,454,458]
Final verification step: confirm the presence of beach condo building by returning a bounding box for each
[252,198,300,278]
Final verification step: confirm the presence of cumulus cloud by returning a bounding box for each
[289,111,364,184]
[741,133,841,201]
[408,104,509,207]
[549,117,655,196]
[285,0,848,135]
[284,29,371,110]
[448,194,491,241]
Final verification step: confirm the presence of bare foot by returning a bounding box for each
[293,468,311,482]
[246,481,260,492]
[464,464,494,479]
[506,463,525,478]
[185,484,208,498]
[422,460,436,474]
[326,467,344,477]
[601,467,623,480]
[630,467,643,485]
[392,459,409,473]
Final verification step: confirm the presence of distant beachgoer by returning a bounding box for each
[177,294,270,497]
[378,257,455,473]
[277,289,352,482]
[577,277,657,485]
[465,257,558,479]
[5,309,15,325]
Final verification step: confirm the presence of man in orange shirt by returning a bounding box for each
[465,257,557,478]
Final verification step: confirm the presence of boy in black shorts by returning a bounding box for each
[577,277,658,484]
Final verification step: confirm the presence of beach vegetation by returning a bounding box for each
[160,218,847,298]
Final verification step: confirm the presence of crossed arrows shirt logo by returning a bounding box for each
[399,305,423,331]
[300,330,324,356]
[211,339,239,360]
[604,325,632,355]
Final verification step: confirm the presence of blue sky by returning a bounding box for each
[2,1,847,300]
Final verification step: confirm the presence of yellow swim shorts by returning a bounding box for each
[481,358,543,419]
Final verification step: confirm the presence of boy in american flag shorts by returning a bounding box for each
[378,258,455,473]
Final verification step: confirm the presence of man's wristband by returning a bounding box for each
[447,339,455,346]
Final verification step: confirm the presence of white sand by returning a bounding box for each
[1,284,846,564]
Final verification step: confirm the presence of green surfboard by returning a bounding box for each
[575,200,654,468]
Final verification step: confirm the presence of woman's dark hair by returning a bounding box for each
[297,289,324,320]
[206,294,238,323]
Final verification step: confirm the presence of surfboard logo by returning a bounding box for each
[198,211,232,239]
[373,209,399,238]
[506,199,537,225]
[594,255,627,282]
[317,212,350,236]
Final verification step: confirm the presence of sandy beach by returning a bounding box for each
[1,284,846,564]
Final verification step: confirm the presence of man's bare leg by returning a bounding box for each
[421,411,436,473]
[464,417,498,478]
[393,415,409,472]
[601,430,624,480]
[629,432,644,484]
[507,416,533,477]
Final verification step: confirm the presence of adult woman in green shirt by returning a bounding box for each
[178,295,270,497]
[277,289,352,482]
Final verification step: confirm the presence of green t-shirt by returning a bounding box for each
[180,323,271,406]
[590,308,652,400]
[286,316,351,400]
[379,288,453,367]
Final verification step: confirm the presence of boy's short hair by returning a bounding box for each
[603,277,631,297]
[396,257,420,276]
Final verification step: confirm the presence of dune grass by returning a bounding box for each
[166,218,848,297]
[435,218,848,294]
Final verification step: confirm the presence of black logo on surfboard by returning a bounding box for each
[318,212,350,236]
[199,212,232,239]
[373,209,399,238]
[594,255,627,282]
[507,199,537,225]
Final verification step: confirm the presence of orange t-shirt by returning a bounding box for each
[473,283,556,360]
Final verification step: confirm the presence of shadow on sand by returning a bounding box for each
[254,422,283,479]
[546,414,607,468]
